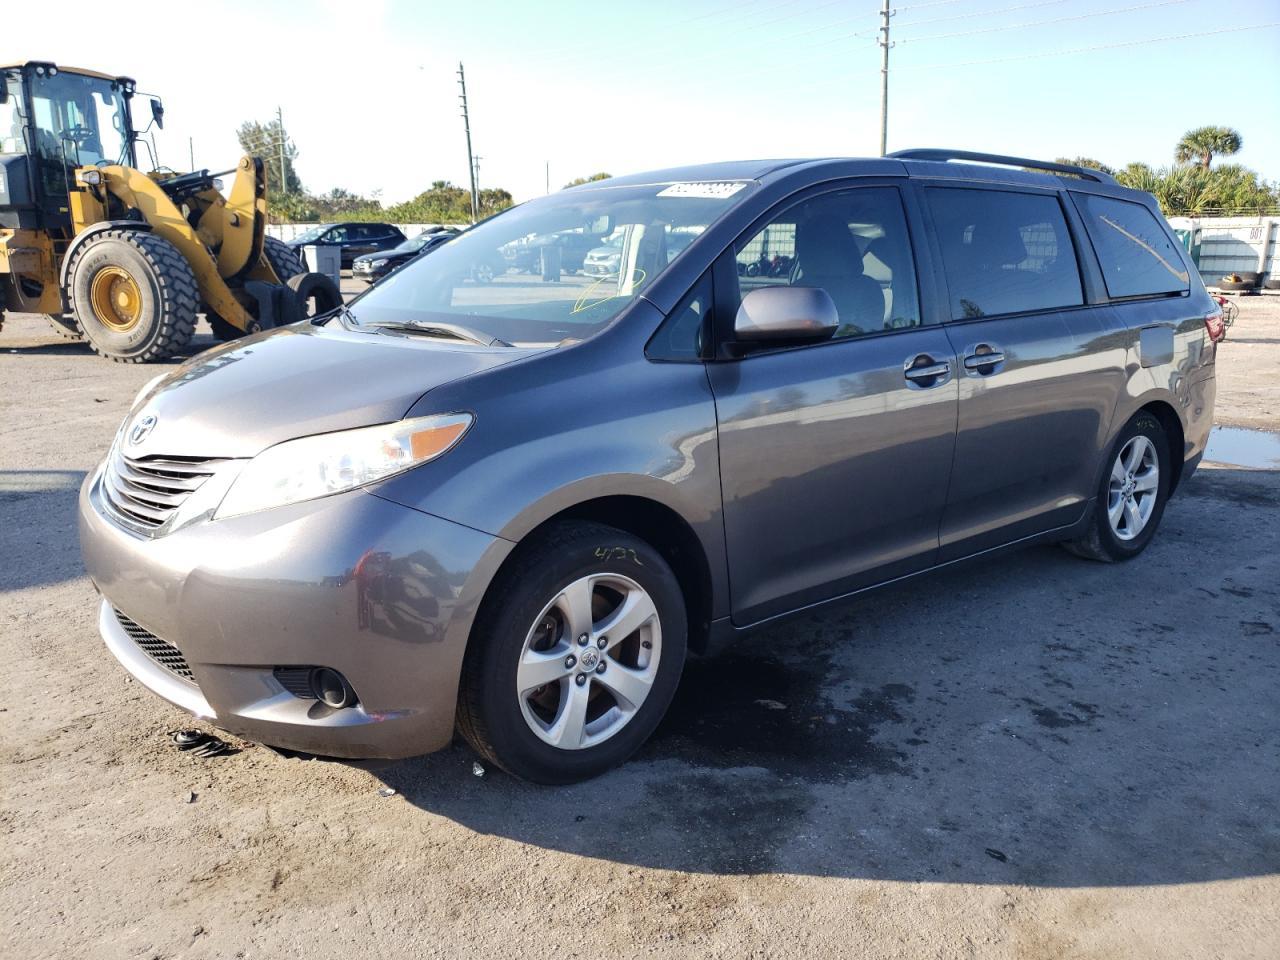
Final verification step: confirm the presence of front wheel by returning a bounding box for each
[457,522,687,784]
[1062,411,1171,562]
[64,229,198,363]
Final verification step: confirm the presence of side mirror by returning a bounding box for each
[733,286,839,344]
[149,98,164,130]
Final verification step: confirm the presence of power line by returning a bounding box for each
[907,20,1280,69]
[892,0,963,12]
[894,0,1071,29]
[897,0,1195,44]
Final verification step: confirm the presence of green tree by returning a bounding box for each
[1174,126,1242,169]
[237,118,304,195]
[563,172,612,189]
[1054,157,1115,176]
[384,181,513,223]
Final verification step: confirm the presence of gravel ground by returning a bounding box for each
[2,293,1278,959]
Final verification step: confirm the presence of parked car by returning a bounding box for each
[80,151,1220,784]
[287,222,407,269]
[353,229,459,283]
[582,230,698,280]
[504,231,598,274]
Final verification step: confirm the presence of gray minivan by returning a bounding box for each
[79,150,1222,783]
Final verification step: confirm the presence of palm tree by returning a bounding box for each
[1174,126,1242,169]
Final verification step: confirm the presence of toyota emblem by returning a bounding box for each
[129,414,157,446]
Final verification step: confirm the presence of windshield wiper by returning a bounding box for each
[373,320,511,347]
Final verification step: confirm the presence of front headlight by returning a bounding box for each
[216,413,473,519]
[369,259,388,269]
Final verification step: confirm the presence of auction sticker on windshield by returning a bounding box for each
[656,182,748,199]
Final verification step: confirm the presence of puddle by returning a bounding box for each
[642,652,913,782]
[1204,426,1280,469]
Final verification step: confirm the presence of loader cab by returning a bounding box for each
[0,62,139,232]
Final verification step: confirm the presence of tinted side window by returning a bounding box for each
[1074,193,1189,298]
[927,188,1083,319]
[734,186,922,339]
[326,225,350,242]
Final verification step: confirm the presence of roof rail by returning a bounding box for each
[889,148,1118,185]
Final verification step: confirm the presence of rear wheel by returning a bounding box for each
[1062,411,1170,562]
[262,236,305,283]
[64,230,198,363]
[457,521,687,784]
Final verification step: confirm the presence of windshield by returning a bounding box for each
[29,71,132,168]
[292,225,331,244]
[400,232,446,252]
[347,181,753,345]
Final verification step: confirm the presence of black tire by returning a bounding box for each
[457,521,688,784]
[262,235,306,283]
[207,313,243,342]
[1062,411,1171,563]
[286,271,344,320]
[47,313,83,340]
[64,229,198,363]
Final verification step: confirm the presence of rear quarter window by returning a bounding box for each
[1073,193,1190,298]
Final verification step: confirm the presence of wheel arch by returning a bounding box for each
[479,494,716,656]
[1139,398,1186,494]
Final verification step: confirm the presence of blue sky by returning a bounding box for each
[7,0,1278,203]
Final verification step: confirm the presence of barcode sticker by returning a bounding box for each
[656,182,747,199]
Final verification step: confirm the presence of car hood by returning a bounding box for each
[355,250,410,264]
[122,321,540,459]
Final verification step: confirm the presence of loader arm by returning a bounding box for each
[194,156,268,282]
[72,162,259,332]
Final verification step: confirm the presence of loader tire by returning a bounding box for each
[65,230,198,363]
[207,312,244,342]
[47,314,84,340]
[263,236,306,283]
[287,271,344,320]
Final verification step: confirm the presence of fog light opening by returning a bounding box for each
[310,667,358,709]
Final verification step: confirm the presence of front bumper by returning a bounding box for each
[352,263,384,281]
[79,467,512,758]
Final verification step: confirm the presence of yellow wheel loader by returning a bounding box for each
[0,61,342,362]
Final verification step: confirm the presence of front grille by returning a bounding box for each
[101,449,227,530]
[114,608,195,683]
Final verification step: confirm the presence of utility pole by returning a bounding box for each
[276,106,288,194]
[188,137,194,171]
[545,161,550,195]
[458,62,479,223]
[878,0,893,157]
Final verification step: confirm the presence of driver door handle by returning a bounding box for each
[904,355,951,387]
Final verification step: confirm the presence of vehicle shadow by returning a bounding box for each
[371,465,1280,887]
[0,470,89,591]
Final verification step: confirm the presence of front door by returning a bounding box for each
[709,184,959,625]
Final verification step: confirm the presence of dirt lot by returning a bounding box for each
[2,294,1278,959]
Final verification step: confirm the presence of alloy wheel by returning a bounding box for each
[1107,435,1159,541]
[516,574,661,750]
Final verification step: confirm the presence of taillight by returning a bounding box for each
[1204,310,1225,343]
